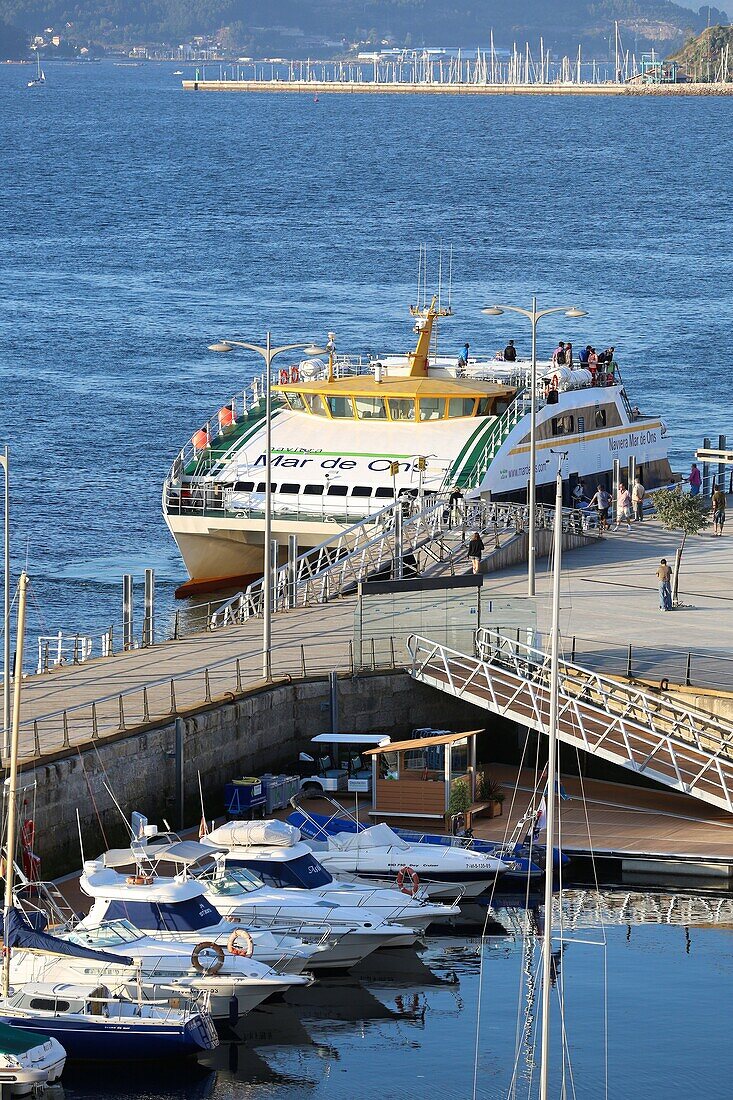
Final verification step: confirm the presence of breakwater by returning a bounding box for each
[182,79,733,96]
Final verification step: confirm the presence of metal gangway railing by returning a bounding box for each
[209,497,599,630]
[408,629,733,813]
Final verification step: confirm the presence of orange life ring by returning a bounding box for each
[227,928,254,958]
[125,875,153,886]
[191,940,225,975]
[279,368,289,385]
[396,865,420,897]
[290,365,300,384]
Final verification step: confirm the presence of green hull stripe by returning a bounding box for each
[450,419,499,483]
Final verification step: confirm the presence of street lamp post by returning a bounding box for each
[482,299,586,597]
[209,335,326,679]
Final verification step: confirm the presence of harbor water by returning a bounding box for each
[56,906,733,1100]
[1,62,732,646]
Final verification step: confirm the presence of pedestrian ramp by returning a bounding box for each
[408,629,733,814]
[210,496,594,629]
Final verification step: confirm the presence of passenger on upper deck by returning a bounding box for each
[457,342,470,368]
[579,345,591,366]
[552,341,566,366]
[565,342,574,368]
[503,340,517,362]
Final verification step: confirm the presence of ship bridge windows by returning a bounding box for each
[279,483,300,494]
[351,486,372,497]
[256,482,277,493]
[375,487,394,499]
[327,484,348,496]
[284,392,306,412]
[326,395,354,418]
[595,408,607,428]
[419,397,444,421]
[355,396,387,420]
[448,397,478,418]
[305,393,328,416]
[303,484,324,495]
[388,398,415,421]
[235,480,255,492]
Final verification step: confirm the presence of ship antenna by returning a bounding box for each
[438,240,443,313]
[416,245,422,310]
[448,244,454,310]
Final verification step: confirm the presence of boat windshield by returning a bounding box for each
[68,920,143,948]
[205,868,264,897]
[227,853,333,889]
[100,895,222,932]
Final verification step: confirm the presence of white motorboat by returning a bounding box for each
[0,1021,65,1095]
[10,916,311,1023]
[202,819,462,929]
[302,822,507,898]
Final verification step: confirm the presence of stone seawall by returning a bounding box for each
[27,671,485,877]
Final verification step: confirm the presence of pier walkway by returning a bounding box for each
[9,519,733,770]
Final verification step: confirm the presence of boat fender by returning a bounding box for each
[192,940,225,974]
[125,875,153,886]
[279,368,289,385]
[659,678,670,692]
[290,365,300,384]
[227,928,254,958]
[396,865,420,897]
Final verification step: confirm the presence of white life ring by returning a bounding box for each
[227,928,254,958]
[396,865,420,897]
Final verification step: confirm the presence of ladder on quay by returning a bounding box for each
[408,629,733,814]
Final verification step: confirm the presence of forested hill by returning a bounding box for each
[1,0,730,56]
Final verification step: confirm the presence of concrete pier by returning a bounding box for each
[182,78,733,97]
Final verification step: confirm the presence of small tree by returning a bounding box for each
[448,778,472,816]
[652,487,710,605]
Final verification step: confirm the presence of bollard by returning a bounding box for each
[143,568,155,648]
[123,573,134,651]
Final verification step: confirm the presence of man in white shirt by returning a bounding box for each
[631,477,646,522]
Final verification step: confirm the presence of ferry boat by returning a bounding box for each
[163,298,673,595]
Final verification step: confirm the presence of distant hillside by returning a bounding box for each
[0,0,730,56]
[669,23,733,78]
[0,17,26,57]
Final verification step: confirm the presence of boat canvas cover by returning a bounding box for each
[207,820,301,848]
[329,823,410,852]
[0,1019,55,1055]
[4,907,133,966]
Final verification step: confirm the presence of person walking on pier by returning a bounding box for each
[632,477,646,522]
[503,339,517,362]
[712,487,726,535]
[657,558,673,611]
[687,463,702,496]
[614,484,632,532]
[588,485,611,533]
[468,531,484,574]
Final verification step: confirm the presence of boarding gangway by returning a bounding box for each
[408,629,733,814]
[210,497,597,628]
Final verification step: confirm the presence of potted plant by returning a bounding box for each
[479,773,505,818]
[448,778,472,817]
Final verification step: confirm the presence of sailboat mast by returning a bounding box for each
[2,570,29,998]
[538,464,564,1100]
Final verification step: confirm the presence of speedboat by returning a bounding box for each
[11,917,311,1023]
[301,822,507,898]
[0,983,217,1061]
[0,1021,65,1095]
[202,819,462,928]
[163,294,674,595]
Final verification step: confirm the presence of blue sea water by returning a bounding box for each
[1,62,732,645]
